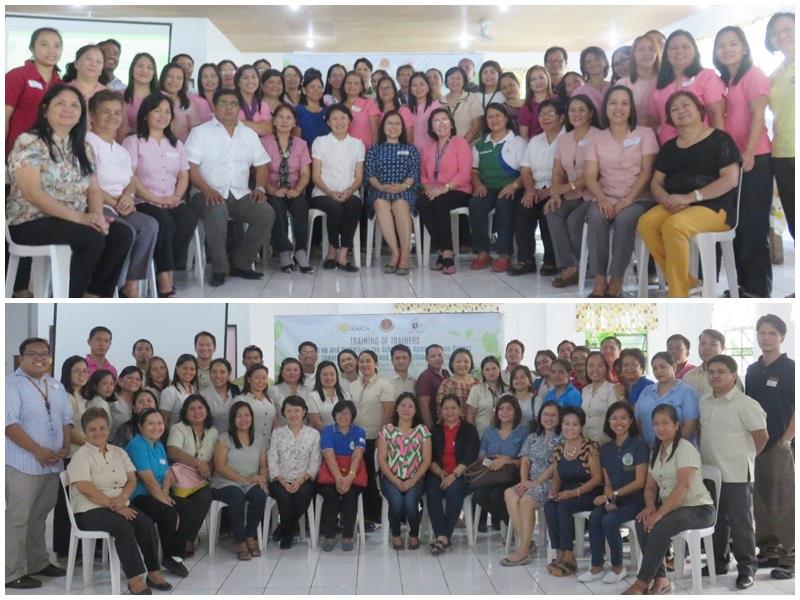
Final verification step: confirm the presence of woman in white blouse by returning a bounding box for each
[240,364,277,449]
[467,356,508,437]
[267,396,321,549]
[268,358,309,426]
[200,358,238,434]
[159,354,199,427]
[308,360,351,430]
[581,351,625,444]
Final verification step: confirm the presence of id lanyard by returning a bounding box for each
[25,376,57,438]
[434,140,450,181]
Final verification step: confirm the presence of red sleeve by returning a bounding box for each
[5,67,26,108]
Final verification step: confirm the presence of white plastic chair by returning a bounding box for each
[672,464,722,594]
[6,223,71,298]
[314,492,366,546]
[366,213,424,268]
[59,471,121,595]
[505,506,548,555]
[262,495,318,548]
[306,208,362,268]
[207,498,265,557]
[422,207,495,266]
[421,493,475,547]
[572,510,640,570]
[577,222,641,294]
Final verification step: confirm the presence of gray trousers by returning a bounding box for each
[587,200,654,279]
[104,207,158,281]
[189,191,276,273]
[713,482,756,575]
[546,198,589,269]
[5,466,60,582]
[754,444,795,561]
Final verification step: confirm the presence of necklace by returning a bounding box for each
[564,440,581,458]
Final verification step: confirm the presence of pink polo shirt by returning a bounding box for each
[347,97,381,151]
[238,99,272,126]
[188,94,214,128]
[85,131,133,197]
[86,355,118,378]
[420,135,473,194]
[722,66,772,156]
[122,95,145,141]
[554,126,602,201]
[169,96,191,143]
[122,134,189,199]
[649,68,725,144]
[571,81,611,114]
[262,134,312,189]
[617,76,657,127]
[585,126,659,202]
[410,99,441,158]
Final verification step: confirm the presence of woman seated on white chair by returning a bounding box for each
[6,84,133,297]
[502,400,562,566]
[583,85,658,298]
[318,400,367,552]
[87,89,159,298]
[67,407,171,594]
[622,404,715,595]
[211,401,268,561]
[637,91,740,298]
[365,111,420,275]
[267,395,321,549]
[310,104,364,272]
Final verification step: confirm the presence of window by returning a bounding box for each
[712,303,756,371]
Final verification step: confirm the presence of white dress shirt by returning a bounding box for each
[311,133,365,197]
[520,128,565,188]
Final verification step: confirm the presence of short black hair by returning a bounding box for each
[667,333,691,351]
[506,339,526,354]
[545,46,568,64]
[359,350,379,364]
[707,354,739,374]
[699,329,726,348]
[602,401,640,439]
[390,344,412,359]
[756,313,787,337]
[765,12,795,53]
[579,46,609,79]
[509,364,533,391]
[277,357,305,385]
[556,340,575,353]
[492,394,522,429]
[242,345,264,361]
[213,87,240,107]
[298,341,318,354]
[619,348,647,371]
[332,399,357,422]
[179,393,214,429]
[89,326,112,340]
[651,351,675,367]
[81,369,115,401]
[194,331,217,347]
[171,53,194,65]
[395,63,414,78]
[60,355,87,393]
[81,406,110,431]
[561,405,586,427]
[326,102,353,123]
[377,109,409,145]
[20,337,50,355]
[600,336,622,350]
[425,344,444,357]
[448,347,474,373]
[354,57,373,71]
[427,107,456,141]
[564,94,602,131]
[337,349,358,369]
[391,392,423,427]
[98,38,121,51]
[281,394,308,417]
[210,357,232,373]
[132,338,153,354]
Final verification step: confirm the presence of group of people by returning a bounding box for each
[6,13,795,296]
[6,313,794,593]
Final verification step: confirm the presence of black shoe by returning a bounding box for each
[161,557,188,578]
[127,584,153,595]
[6,576,41,589]
[209,272,226,287]
[295,258,314,274]
[336,261,359,273]
[279,534,293,549]
[508,262,536,276]
[702,564,728,576]
[272,523,284,542]
[735,573,754,589]
[230,266,264,280]
[32,564,65,577]
[539,264,558,276]
[322,258,336,270]
[146,577,173,591]
[477,523,488,533]
[771,567,794,579]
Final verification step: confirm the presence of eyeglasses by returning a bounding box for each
[432,119,451,126]
[23,352,50,359]
[216,101,240,108]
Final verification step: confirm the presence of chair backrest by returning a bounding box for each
[730,167,744,230]
[701,464,722,528]
[6,222,15,246]
[59,470,82,531]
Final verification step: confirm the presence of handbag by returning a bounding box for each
[318,455,368,488]
[464,457,518,488]
[169,462,208,498]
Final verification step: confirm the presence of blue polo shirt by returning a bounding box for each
[599,436,649,508]
[479,425,527,458]
[634,380,699,448]
[320,423,367,457]
[126,433,169,498]
[626,377,655,405]
[546,384,582,408]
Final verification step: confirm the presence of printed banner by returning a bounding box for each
[274,312,502,378]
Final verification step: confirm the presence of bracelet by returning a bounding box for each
[349,471,356,477]
[576,487,581,497]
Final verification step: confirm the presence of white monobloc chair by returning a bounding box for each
[262,496,318,549]
[314,492,367,546]
[577,222,642,294]
[306,209,362,268]
[571,510,641,571]
[6,223,71,298]
[207,498,265,557]
[366,214,424,268]
[421,493,475,547]
[505,506,548,555]
[59,471,121,595]
[422,207,495,266]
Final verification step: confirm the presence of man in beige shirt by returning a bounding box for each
[390,344,416,400]
[683,329,742,399]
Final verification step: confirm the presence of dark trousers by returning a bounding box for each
[309,195,361,249]
[772,157,794,240]
[380,476,425,537]
[268,195,310,252]
[8,217,133,297]
[268,479,315,534]
[469,188,519,255]
[417,190,471,252]
[754,444,795,561]
[131,486,212,558]
[318,483,362,538]
[587,502,641,567]
[472,482,515,526]
[515,197,556,266]
[713,482,757,575]
[734,154,773,296]
[635,504,715,582]
[212,485,267,544]
[425,473,470,539]
[362,440,381,523]
[74,508,160,579]
[135,202,198,273]
[543,492,598,551]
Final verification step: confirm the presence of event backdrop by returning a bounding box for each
[274,312,502,377]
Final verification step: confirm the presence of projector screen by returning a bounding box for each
[5,14,171,87]
[53,303,226,377]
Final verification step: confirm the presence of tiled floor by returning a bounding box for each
[173,237,795,299]
[14,525,793,595]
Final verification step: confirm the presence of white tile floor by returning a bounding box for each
[173,237,795,299]
[14,521,793,595]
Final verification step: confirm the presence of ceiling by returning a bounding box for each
[6,4,702,53]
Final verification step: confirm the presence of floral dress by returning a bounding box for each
[518,431,562,503]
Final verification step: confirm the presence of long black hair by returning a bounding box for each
[391,392,423,427]
[375,76,402,112]
[30,85,94,177]
[299,72,325,107]
[81,369,116,401]
[479,355,507,394]
[159,63,190,110]
[533,400,562,436]
[713,26,754,86]
[276,357,305,385]
[649,403,682,467]
[407,71,434,114]
[313,360,346,405]
[280,65,303,103]
[242,364,270,395]
[564,94,602,131]
[657,30,703,89]
[234,64,263,114]
[60,355,87,394]
[483,101,518,135]
[171,354,199,389]
[228,400,255,448]
[324,63,348,99]
[601,85,638,131]
[136,93,178,147]
[196,62,221,105]
[28,27,63,74]
[123,52,159,103]
[62,44,105,84]
[377,110,409,145]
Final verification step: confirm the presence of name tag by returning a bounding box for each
[159,458,167,465]
[681,77,696,88]
[166,152,179,159]
[28,79,44,90]
[766,377,779,388]
[578,139,589,147]
[479,149,494,155]
[623,137,641,148]
[397,150,409,156]
[351,105,362,113]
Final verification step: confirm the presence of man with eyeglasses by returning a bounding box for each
[298,341,319,394]
[6,338,73,589]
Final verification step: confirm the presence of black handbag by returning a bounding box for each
[464,457,518,488]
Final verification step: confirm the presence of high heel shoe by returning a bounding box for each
[295,258,314,274]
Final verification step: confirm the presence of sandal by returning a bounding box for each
[431,254,444,271]
[441,257,456,275]
[235,544,251,561]
[550,560,577,577]
[407,538,421,550]
[552,270,579,288]
[392,537,405,550]
[246,539,261,557]
[429,539,451,555]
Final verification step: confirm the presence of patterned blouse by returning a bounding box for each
[552,437,599,474]
[436,377,480,420]
[267,424,321,482]
[7,132,96,226]
[380,423,431,480]
[364,142,421,210]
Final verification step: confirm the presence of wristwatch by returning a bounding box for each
[781,439,792,448]
[254,186,266,194]
[569,181,576,191]
[693,189,704,202]
[444,183,452,192]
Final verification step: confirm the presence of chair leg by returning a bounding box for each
[573,516,586,559]
[82,538,96,586]
[450,212,460,262]
[703,535,716,586]
[108,539,121,596]
[636,237,650,298]
[505,520,514,554]
[472,504,482,541]
[674,537,686,579]
[353,223,361,268]
[381,497,390,546]
[577,223,589,292]
[463,496,474,547]
[5,255,20,298]
[314,494,323,541]
[65,535,78,592]
[423,229,432,267]
[357,494,366,547]
[306,503,317,548]
[30,257,50,298]
[696,237,718,297]
[208,504,218,558]
[261,498,274,551]
[720,241,739,298]
[413,215,423,268]
[688,535,704,594]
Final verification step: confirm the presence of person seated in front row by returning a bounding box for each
[185,88,276,287]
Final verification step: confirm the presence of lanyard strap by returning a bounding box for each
[25,376,51,415]
[434,140,450,180]
[191,427,205,458]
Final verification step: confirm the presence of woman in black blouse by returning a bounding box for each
[637,91,740,297]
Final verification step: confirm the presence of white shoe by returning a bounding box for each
[577,569,605,582]
[602,567,628,583]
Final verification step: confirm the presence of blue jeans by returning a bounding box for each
[468,188,519,255]
[543,493,598,551]
[588,502,640,567]
[380,476,425,537]
[425,473,470,539]
[212,485,267,543]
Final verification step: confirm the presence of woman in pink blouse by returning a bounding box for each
[408,72,441,159]
[617,34,661,127]
[713,26,773,298]
[417,108,474,274]
[123,93,198,298]
[121,53,159,140]
[343,70,380,151]
[158,64,191,143]
[375,76,414,144]
[260,69,285,115]
[519,65,556,139]
[62,45,107,104]
[235,64,273,141]
[648,30,725,144]
[188,63,219,128]
[571,47,611,116]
